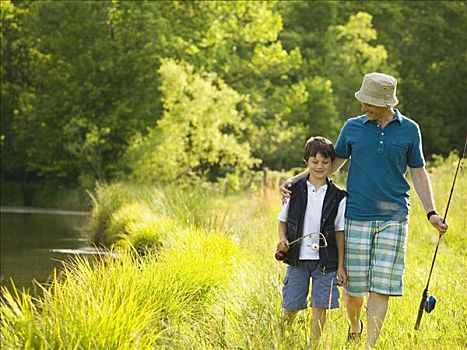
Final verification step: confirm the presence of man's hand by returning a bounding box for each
[280,179,293,204]
[279,169,314,203]
[429,214,448,235]
[337,265,347,286]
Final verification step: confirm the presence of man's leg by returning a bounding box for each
[343,289,364,333]
[344,219,372,336]
[365,221,406,347]
[366,292,389,347]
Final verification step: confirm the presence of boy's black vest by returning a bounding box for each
[283,177,347,273]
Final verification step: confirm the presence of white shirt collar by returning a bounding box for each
[306,181,327,193]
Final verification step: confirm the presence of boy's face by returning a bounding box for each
[306,153,331,181]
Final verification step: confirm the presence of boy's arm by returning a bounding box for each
[277,220,289,251]
[335,231,347,285]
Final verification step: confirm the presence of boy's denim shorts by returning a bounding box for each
[282,260,340,310]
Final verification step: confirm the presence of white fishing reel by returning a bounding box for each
[309,232,328,252]
[275,232,328,261]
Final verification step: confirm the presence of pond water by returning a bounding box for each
[1,207,91,293]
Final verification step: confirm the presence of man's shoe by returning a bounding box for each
[347,319,363,341]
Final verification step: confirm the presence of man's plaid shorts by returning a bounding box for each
[345,219,408,296]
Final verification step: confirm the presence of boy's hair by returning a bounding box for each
[303,136,335,162]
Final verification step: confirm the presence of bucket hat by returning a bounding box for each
[355,72,399,107]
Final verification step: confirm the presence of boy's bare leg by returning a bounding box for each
[310,307,327,345]
[366,292,389,348]
[281,310,298,344]
[284,309,298,326]
[343,290,364,333]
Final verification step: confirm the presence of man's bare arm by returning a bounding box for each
[409,166,448,234]
[279,157,347,201]
[330,157,347,175]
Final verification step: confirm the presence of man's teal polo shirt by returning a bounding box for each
[334,109,425,221]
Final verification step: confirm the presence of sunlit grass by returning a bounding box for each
[1,229,240,349]
[1,156,465,349]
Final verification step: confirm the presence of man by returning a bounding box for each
[280,72,448,348]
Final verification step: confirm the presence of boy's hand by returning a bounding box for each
[276,238,290,252]
[280,179,293,204]
[337,266,347,286]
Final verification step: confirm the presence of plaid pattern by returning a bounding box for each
[345,219,408,296]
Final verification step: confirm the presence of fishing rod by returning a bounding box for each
[275,221,399,261]
[274,232,328,261]
[414,136,467,330]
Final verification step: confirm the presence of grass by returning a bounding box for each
[1,155,466,349]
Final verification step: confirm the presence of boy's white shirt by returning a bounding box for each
[277,181,346,260]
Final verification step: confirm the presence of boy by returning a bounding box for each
[276,136,347,342]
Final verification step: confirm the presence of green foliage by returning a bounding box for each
[323,11,394,118]
[162,1,310,171]
[2,1,162,183]
[1,0,465,191]
[126,59,258,183]
[394,2,467,156]
[86,181,232,249]
[0,0,34,180]
[278,1,338,61]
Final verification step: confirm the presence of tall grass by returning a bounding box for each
[1,156,466,349]
[86,182,231,251]
[1,229,240,349]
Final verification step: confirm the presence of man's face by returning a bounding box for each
[361,103,391,122]
[306,153,331,181]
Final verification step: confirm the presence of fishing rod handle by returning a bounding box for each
[414,304,424,330]
[414,289,428,330]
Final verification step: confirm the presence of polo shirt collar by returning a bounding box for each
[392,108,403,123]
[361,108,403,125]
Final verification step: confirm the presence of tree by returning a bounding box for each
[186,1,311,169]
[394,2,467,155]
[332,1,466,155]
[323,11,395,119]
[125,59,257,183]
[1,0,35,182]
[4,1,163,186]
[4,0,463,192]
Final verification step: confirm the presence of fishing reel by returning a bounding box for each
[423,295,437,313]
[275,233,328,261]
